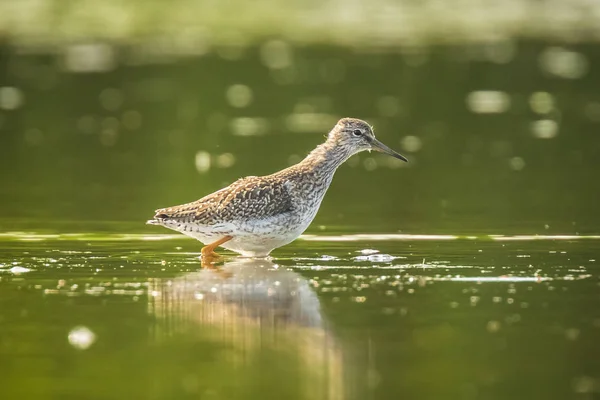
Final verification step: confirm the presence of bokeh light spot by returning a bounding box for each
[216,153,236,168]
[539,47,588,79]
[64,44,116,73]
[230,117,268,136]
[509,156,525,171]
[466,91,510,114]
[68,326,96,350]
[195,151,211,173]
[531,119,559,139]
[0,87,24,110]
[400,135,422,152]
[260,40,293,70]
[226,84,253,108]
[529,92,554,114]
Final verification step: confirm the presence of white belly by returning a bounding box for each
[168,210,317,257]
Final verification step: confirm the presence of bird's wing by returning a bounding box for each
[153,176,295,225]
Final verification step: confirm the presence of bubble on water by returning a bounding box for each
[8,266,31,274]
[195,151,211,173]
[0,87,24,110]
[359,249,379,255]
[486,320,501,333]
[260,40,293,70]
[68,326,96,350]
[470,296,480,306]
[529,92,555,114]
[466,91,510,114]
[509,156,525,171]
[539,47,588,79]
[450,301,459,308]
[99,88,124,111]
[531,119,558,139]
[354,254,396,263]
[226,84,253,108]
[400,135,422,152]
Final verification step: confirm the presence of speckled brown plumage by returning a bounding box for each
[154,175,295,225]
[147,117,407,257]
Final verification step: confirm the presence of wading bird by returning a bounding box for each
[147,118,407,259]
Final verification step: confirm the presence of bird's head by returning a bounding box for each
[328,118,408,162]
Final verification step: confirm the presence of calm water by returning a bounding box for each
[1,226,599,399]
[1,29,600,400]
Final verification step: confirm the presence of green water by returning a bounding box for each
[2,9,600,398]
[1,230,599,399]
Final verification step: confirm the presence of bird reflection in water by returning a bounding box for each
[148,257,344,399]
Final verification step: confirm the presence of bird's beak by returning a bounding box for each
[370,138,408,162]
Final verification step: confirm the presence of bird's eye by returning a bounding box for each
[352,129,362,137]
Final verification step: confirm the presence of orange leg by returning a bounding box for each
[201,235,233,259]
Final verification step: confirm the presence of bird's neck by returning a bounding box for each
[300,139,354,179]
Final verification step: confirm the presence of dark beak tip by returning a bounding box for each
[371,139,408,163]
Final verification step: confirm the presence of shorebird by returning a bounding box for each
[147,118,407,259]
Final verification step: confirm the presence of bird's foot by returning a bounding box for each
[199,236,232,266]
[200,249,221,258]
[200,250,222,266]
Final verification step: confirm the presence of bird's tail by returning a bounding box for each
[146,219,161,225]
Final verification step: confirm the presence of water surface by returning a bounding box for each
[1,225,599,399]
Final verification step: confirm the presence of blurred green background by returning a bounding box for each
[1,1,600,400]
[1,0,599,235]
